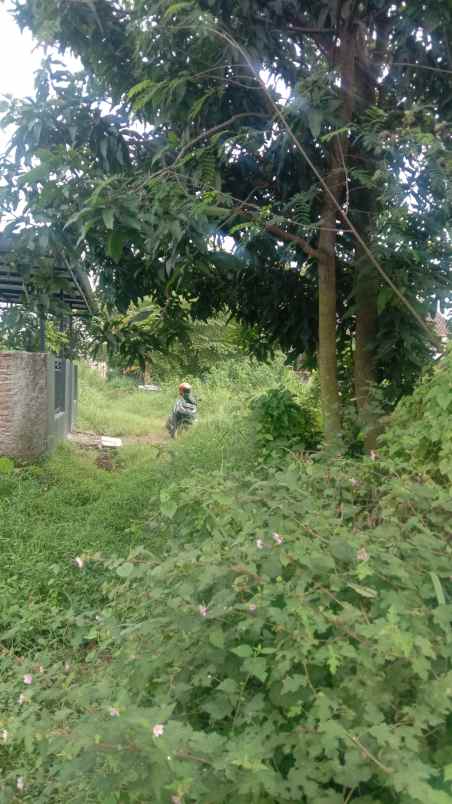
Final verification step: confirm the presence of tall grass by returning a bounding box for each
[77,363,174,436]
[0,356,296,645]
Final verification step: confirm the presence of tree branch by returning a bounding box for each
[391,61,452,75]
[264,223,318,258]
[174,112,270,165]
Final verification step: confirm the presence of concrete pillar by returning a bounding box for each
[0,351,49,459]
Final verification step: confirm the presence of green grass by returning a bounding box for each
[0,361,269,649]
[0,354,310,665]
[2,359,451,802]
[77,363,174,436]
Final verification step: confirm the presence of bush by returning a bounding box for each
[2,353,452,804]
[2,458,452,803]
[251,387,321,457]
[380,346,452,483]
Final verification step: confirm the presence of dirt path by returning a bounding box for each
[68,430,169,449]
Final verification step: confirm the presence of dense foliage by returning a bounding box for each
[251,387,321,457]
[0,352,451,803]
[0,0,450,437]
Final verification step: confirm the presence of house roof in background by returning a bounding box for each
[0,235,94,315]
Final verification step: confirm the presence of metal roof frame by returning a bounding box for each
[0,235,95,316]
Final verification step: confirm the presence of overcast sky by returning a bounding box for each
[0,3,45,100]
[0,2,82,156]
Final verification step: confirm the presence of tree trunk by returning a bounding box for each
[318,189,342,440]
[354,259,378,449]
[316,24,356,442]
[350,19,391,450]
[143,361,152,384]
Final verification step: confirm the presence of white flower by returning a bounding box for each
[248,603,257,613]
[1,729,8,744]
[18,694,26,705]
[350,478,358,487]
[17,777,24,792]
[153,723,164,737]
[109,707,120,717]
[23,674,33,686]
[74,556,84,569]
[272,532,283,545]
[256,539,264,549]
[370,450,377,461]
[199,605,208,618]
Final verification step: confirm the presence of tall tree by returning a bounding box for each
[2,0,451,440]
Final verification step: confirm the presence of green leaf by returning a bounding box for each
[347,583,378,599]
[102,208,115,230]
[106,230,126,263]
[163,1,193,19]
[231,645,253,658]
[327,645,341,675]
[0,457,14,475]
[209,627,225,649]
[307,109,323,139]
[17,163,50,186]
[321,125,352,143]
[430,572,446,606]
[377,286,393,314]
[128,79,153,99]
[191,90,216,120]
[116,562,134,578]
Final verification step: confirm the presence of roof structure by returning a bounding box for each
[0,235,95,316]
[434,310,449,340]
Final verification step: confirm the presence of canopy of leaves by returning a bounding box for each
[1,0,451,395]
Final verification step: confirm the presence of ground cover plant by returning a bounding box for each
[0,350,451,803]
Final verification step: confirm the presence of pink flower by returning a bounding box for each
[74,556,84,569]
[23,674,33,686]
[370,450,377,461]
[109,707,120,717]
[357,547,369,562]
[272,532,283,545]
[153,723,165,737]
[256,539,264,549]
[16,777,24,792]
[172,797,183,804]
[199,605,208,618]
[350,478,358,487]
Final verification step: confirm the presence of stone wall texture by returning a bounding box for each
[0,352,49,459]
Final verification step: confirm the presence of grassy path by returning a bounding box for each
[0,368,177,646]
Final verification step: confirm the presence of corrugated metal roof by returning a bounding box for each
[0,235,95,315]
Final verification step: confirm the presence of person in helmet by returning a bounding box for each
[166,382,197,438]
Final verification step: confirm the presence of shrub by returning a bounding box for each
[1,459,452,803]
[251,387,321,456]
[380,346,452,483]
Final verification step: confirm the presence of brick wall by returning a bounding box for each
[0,352,49,459]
